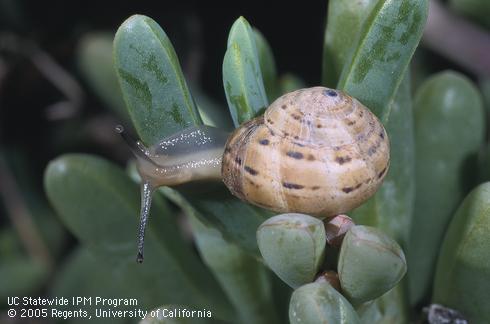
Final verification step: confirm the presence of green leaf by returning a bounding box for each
[433,182,490,323]
[322,0,378,87]
[338,0,428,121]
[289,282,360,324]
[450,0,490,29]
[77,32,129,121]
[257,214,326,289]
[223,17,269,127]
[50,248,130,324]
[44,154,232,319]
[160,185,273,258]
[114,14,202,146]
[357,286,409,324]
[351,72,414,248]
[407,71,485,305]
[338,226,406,306]
[253,28,278,102]
[349,73,413,323]
[189,215,279,324]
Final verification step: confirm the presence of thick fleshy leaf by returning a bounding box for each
[257,214,326,289]
[289,282,360,324]
[356,287,409,324]
[160,184,272,255]
[44,154,232,319]
[254,28,278,102]
[351,72,413,247]
[189,214,279,324]
[349,73,413,323]
[322,0,378,87]
[77,32,128,121]
[338,0,428,121]
[114,14,202,146]
[433,182,490,323]
[338,226,406,306]
[408,71,485,305]
[223,17,268,127]
[50,248,132,324]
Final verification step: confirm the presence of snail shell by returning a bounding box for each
[221,86,390,218]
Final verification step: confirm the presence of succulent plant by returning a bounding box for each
[289,282,360,324]
[338,225,407,306]
[257,213,326,289]
[4,0,490,323]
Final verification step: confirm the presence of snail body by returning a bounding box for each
[118,87,390,262]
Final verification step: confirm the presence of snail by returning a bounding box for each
[117,86,390,263]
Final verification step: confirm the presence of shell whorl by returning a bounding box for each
[222,86,390,218]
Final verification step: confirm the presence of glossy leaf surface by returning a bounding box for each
[408,71,485,305]
[223,17,268,127]
[433,182,490,323]
[114,15,202,145]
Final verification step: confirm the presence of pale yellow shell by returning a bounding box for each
[221,86,390,218]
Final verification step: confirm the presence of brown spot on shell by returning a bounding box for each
[283,182,304,190]
[307,154,315,161]
[234,157,242,165]
[281,104,287,110]
[286,151,304,159]
[311,186,320,190]
[291,113,301,120]
[335,156,352,164]
[316,124,323,128]
[342,187,353,193]
[267,118,274,125]
[378,166,388,178]
[343,183,363,194]
[347,120,356,126]
[244,166,258,175]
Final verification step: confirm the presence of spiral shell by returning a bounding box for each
[221,86,390,217]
